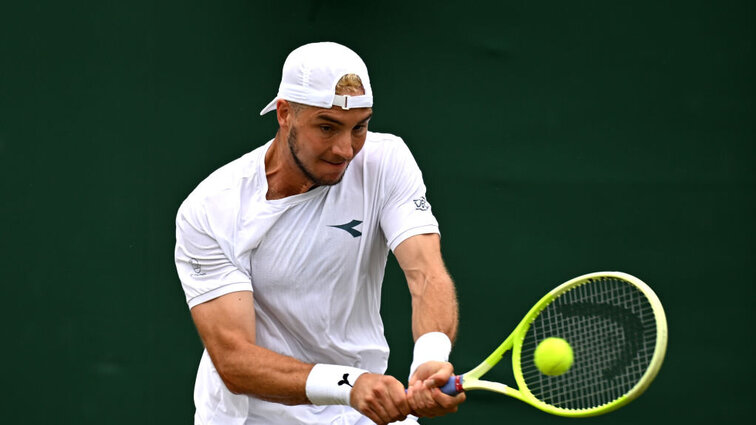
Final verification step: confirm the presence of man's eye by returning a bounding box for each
[320,125,333,133]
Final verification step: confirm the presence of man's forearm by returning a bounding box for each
[407,269,459,341]
[394,234,460,342]
[209,342,411,424]
[206,338,314,404]
[191,292,314,405]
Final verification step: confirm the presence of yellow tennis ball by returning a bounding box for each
[534,337,574,376]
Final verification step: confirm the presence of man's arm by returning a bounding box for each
[190,291,412,424]
[394,233,458,341]
[394,233,465,417]
[190,291,311,404]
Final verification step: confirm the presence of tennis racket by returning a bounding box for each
[440,271,667,417]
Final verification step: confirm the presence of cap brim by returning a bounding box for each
[259,97,278,115]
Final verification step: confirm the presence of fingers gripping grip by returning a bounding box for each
[440,375,464,396]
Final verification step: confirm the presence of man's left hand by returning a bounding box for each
[406,361,466,418]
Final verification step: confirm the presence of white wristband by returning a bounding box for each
[408,332,452,380]
[305,364,369,406]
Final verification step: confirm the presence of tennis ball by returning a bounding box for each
[533,337,573,376]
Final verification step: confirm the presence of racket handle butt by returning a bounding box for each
[440,375,463,395]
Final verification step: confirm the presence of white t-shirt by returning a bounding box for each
[175,131,438,424]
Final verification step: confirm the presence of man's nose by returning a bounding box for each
[331,132,354,160]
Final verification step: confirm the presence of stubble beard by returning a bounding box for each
[287,126,347,187]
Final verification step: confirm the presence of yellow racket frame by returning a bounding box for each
[458,271,668,417]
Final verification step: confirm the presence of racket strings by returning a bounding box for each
[519,277,658,410]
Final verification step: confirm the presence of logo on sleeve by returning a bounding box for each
[190,258,206,277]
[413,196,430,211]
[329,219,363,238]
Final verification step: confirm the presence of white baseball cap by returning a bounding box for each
[259,42,373,115]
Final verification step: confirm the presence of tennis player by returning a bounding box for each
[175,42,465,425]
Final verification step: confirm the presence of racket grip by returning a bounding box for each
[439,375,464,395]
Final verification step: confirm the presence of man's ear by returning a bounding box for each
[276,99,293,129]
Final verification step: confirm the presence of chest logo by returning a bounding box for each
[329,219,363,238]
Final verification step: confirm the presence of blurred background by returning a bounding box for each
[1,0,753,423]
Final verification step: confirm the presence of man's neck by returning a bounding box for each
[264,134,315,200]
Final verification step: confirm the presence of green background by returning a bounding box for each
[1,0,753,423]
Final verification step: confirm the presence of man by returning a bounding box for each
[175,42,465,425]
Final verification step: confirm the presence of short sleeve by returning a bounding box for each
[379,139,439,251]
[175,201,252,309]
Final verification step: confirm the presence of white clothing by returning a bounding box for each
[175,131,438,424]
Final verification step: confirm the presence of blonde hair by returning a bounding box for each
[334,73,365,96]
[289,74,365,115]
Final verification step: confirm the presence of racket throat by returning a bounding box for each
[463,377,517,398]
[467,333,516,380]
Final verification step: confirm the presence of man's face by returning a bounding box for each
[286,105,373,186]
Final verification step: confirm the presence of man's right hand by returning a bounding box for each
[350,373,412,425]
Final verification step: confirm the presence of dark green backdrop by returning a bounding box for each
[1,1,753,423]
